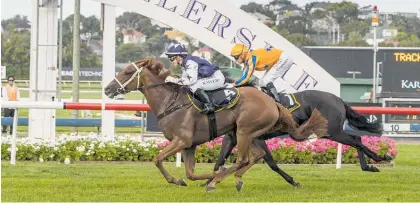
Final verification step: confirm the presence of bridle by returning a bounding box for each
[112,61,191,121]
[113,62,143,94]
[113,62,166,94]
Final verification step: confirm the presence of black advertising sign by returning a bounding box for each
[384,100,420,123]
[382,50,420,98]
[348,102,383,124]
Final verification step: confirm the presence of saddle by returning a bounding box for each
[187,84,240,113]
[186,84,240,140]
[260,87,300,112]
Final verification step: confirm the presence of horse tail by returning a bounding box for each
[342,100,383,135]
[274,103,328,141]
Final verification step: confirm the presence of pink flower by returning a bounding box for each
[204,141,214,149]
[157,140,169,148]
[214,137,224,144]
[295,145,305,152]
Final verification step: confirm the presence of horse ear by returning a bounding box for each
[148,57,156,67]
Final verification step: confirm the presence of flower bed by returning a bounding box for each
[1,134,397,164]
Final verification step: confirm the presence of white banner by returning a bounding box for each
[93,0,340,96]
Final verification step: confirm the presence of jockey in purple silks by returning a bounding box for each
[164,44,226,114]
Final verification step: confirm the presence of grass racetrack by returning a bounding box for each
[2,144,420,202]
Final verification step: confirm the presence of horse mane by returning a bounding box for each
[135,56,183,91]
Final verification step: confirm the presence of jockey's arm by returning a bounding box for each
[173,60,198,86]
[234,55,257,86]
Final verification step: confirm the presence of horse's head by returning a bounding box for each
[104,57,167,98]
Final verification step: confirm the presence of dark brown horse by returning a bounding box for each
[104,57,328,192]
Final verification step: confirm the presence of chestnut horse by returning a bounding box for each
[104,57,328,192]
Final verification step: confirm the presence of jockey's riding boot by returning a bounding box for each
[266,82,281,103]
[195,88,215,114]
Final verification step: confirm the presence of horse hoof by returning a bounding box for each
[236,181,244,191]
[178,178,187,186]
[371,166,380,172]
[293,182,301,188]
[363,166,380,172]
[206,186,216,192]
[200,182,208,187]
[384,155,393,161]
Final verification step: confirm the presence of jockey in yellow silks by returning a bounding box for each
[230,44,294,102]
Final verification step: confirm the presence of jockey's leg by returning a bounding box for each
[260,53,294,103]
[266,82,281,102]
[190,70,225,114]
[195,88,215,114]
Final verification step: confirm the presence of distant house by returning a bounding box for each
[14,21,31,32]
[192,47,212,61]
[358,5,374,20]
[121,28,147,44]
[275,10,304,25]
[364,27,398,45]
[150,19,172,31]
[163,29,199,47]
[250,12,275,26]
[88,39,103,56]
[310,2,330,13]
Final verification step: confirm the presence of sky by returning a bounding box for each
[1,0,419,21]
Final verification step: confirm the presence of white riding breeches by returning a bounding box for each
[189,70,225,93]
[259,53,294,87]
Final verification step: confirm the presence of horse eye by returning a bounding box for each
[125,70,134,75]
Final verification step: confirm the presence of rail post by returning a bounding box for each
[11,108,19,165]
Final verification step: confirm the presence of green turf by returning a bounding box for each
[2,145,420,202]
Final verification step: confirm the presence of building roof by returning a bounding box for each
[121,28,144,37]
[164,30,186,39]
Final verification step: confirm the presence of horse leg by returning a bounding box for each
[330,132,383,172]
[214,133,237,171]
[154,136,189,186]
[232,140,267,191]
[353,135,393,162]
[232,138,300,189]
[201,133,237,187]
[183,147,216,181]
[258,139,300,188]
[206,133,254,192]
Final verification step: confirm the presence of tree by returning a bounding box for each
[1,24,31,78]
[378,41,395,47]
[390,15,420,37]
[277,15,312,34]
[211,51,232,67]
[240,2,276,20]
[141,35,176,57]
[116,12,158,37]
[82,15,101,42]
[287,33,316,47]
[1,15,30,31]
[394,32,420,47]
[62,42,102,67]
[116,43,145,63]
[327,1,359,24]
[311,9,328,19]
[337,32,369,46]
[342,20,370,36]
[275,28,315,47]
